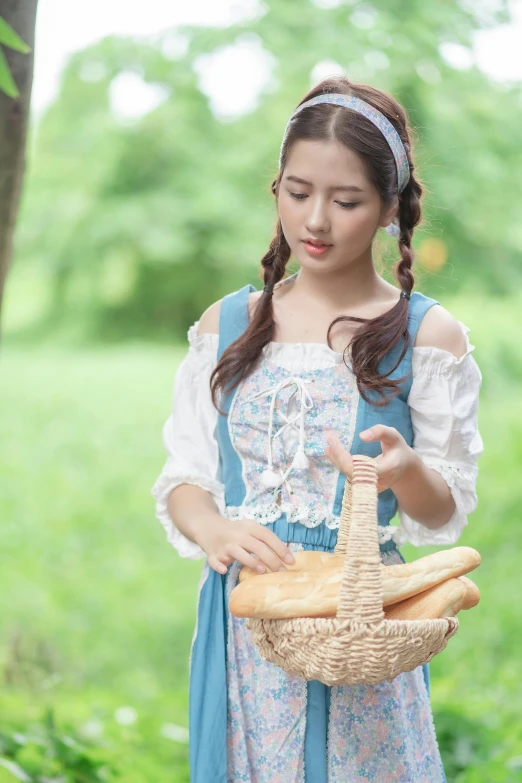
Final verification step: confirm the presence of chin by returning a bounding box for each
[294,248,336,268]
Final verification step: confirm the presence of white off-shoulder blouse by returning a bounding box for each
[151,320,483,559]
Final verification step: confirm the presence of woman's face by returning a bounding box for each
[277,139,397,271]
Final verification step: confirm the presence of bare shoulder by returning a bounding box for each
[198,288,264,336]
[415,304,468,359]
[197,299,222,336]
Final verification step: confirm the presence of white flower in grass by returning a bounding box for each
[506,756,522,770]
[160,723,189,743]
[80,719,104,739]
[114,706,138,726]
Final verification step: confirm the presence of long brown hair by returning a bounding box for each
[210,76,423,414]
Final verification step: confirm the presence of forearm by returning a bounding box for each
[167,483,225,550]
[392,451,456,529]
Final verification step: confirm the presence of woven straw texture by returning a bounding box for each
[247,455,459,686]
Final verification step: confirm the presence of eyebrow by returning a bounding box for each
[284,175,365,193]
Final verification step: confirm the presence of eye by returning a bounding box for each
[288,192,359,209]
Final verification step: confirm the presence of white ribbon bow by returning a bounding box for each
[245,376,315,494]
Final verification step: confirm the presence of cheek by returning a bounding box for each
[277,200,297,240]
[339,207,378,238]
[278,194,294,220]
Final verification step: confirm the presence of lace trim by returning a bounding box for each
[422,459,478,490]
[151,470,225,507]
[151,471,224,559]
[187,321,219,351]
[223,502,408,546]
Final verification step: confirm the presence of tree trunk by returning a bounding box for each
[0,0,38,331]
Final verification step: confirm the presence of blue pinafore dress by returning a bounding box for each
[189,283,448,783]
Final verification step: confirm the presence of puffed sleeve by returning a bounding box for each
[396,322,483,546]
[151,322,224,559]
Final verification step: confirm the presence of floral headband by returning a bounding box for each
[278,93,410,238]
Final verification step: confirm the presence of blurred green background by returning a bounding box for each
[2,0,522,781]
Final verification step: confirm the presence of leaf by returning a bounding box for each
[42,708,56,734]
[0,758,32,782]
[0,18,31,53]
[0,46,19,98]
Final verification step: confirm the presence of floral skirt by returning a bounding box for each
[189,519,447,783]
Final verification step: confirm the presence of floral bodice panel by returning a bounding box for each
[226,348,359,529]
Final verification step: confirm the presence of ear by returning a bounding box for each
[379,195,399,229]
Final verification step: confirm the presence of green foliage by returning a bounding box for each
[5,0,522,341]
[0,694,190,783]
[0,17,31,99]
[0,18,31,53]
[0,708,117,782]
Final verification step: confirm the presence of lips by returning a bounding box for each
[302,239,332,247]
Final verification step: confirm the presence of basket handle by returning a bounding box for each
[335,455,385,625]
[333,474,352,558]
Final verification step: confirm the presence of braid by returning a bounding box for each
[210,179,291,414]
[394,161,422,297]
[326,151,425,406]
[261,206,291,295]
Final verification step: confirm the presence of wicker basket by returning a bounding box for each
[247,455,459,686]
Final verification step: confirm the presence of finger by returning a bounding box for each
[248,539,291,573]
[208,554,228,575]
[252,525,295,565]
[227,544,268,574]
[359,425,400,445]
[324,430,353,477]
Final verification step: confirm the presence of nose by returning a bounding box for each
[304,195,331,234]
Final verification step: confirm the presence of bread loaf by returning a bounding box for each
[383,575,480,620]
[232,546,481,619]
[230,568,345,619]
[379,547,480,605]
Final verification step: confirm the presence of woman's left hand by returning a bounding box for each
[324,425,416,493]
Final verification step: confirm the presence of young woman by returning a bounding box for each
[152,76,483,782]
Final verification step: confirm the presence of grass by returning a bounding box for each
[0,344,195,782]
[1,292,522,780]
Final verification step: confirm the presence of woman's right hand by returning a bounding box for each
[198,517,295,576]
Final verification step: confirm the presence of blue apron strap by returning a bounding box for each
[396,291,440,398]
[332,291,440,534]
[217,283,257,361]
[353,290,440,426]
[304,680,330,782]
[216,283,257,507]
[189,283,256,783]
[189,569,228,783]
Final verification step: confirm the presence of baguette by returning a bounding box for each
[230,568,345,619]
[232,546,481,618]
[383,575,480,620]
[230,547,481,619]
